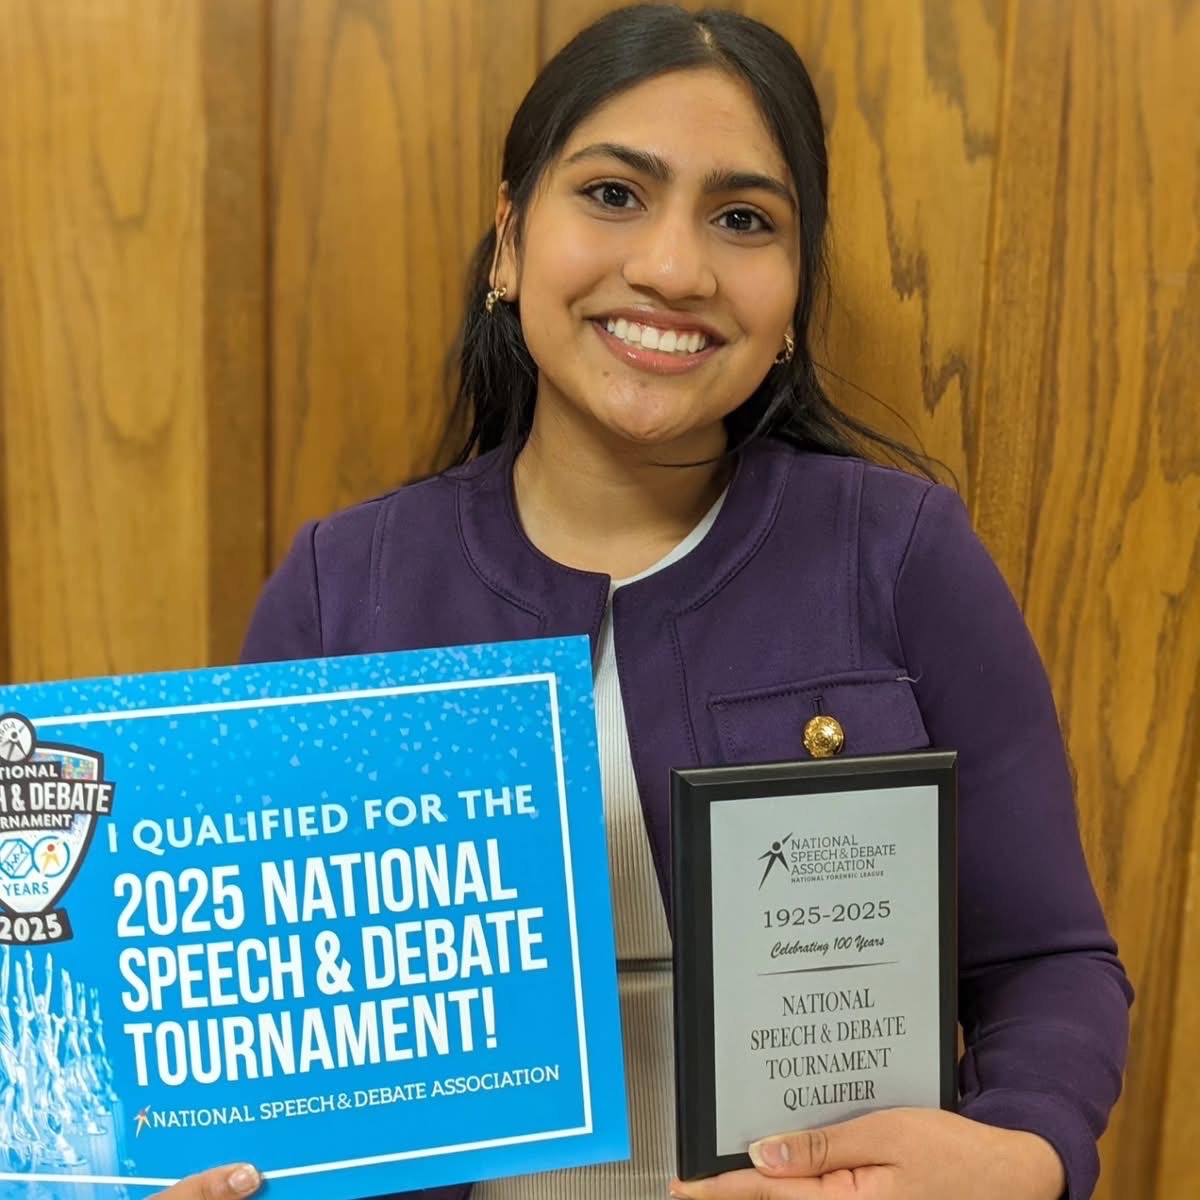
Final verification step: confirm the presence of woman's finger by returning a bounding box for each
[748,1111,909,1177]
[151,1163,263,1200]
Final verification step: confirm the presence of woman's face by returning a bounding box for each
[497,68,802,458]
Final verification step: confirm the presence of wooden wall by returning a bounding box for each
[1,2,1197,1196]
[0,0,267,682]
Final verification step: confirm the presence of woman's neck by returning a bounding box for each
[512,410,731,579]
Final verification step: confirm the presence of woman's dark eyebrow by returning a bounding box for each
[703,169,796,212]
[564,142,796,212]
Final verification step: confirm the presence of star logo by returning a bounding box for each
[135,1107,151,1137]
[757,832,792,888]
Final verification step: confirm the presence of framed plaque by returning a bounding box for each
[671,752,956,1180]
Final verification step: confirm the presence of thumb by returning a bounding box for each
[153,1164,263,1200]
[749,1111,905,1177]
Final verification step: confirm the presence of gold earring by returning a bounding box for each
[775,332,795,365]
[485,285,507,314]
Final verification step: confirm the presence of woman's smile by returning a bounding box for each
[590,312,722,376]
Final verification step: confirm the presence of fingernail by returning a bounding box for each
[749,1137,789,1168]
[227,1164,262,1196]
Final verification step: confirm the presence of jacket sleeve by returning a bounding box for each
[240,522,324,663]
[894,484,1132,1200]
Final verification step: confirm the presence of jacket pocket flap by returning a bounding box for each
[709,671,930,764]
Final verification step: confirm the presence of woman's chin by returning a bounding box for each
[595,408,724,454]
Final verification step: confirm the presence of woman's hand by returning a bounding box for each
[150,1164,262,1199]
[669,1109,1065,1199]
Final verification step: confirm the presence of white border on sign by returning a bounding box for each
[19,672,596,1188]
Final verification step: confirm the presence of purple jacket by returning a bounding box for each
[242,438,1131,1200]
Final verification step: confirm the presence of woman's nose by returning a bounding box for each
[621,208,717,301]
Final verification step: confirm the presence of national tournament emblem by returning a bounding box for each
[0,713,115,945]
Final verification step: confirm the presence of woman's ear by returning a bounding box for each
[491,182,520,302]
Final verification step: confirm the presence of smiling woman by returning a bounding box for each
[150,5,1131,1200]
[446,5,928,482]
[497,70,800,474]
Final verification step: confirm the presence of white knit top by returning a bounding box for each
[475,489,727,1199]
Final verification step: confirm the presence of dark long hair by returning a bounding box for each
[439,3,932,478]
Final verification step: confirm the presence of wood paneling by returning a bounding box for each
[966,0,1069,588]
[269,0,538,561]
[1033,3,1200,1196]
[202,0,270,665]
[541,0,713,53]
[965,3,1200,1195]
[1162,756,1200,1193]
[748,0,1004,489]
[0,0,266,678]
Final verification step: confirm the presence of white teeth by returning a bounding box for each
[600,319,710,355]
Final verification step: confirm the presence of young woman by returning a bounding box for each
[154,6,1130,1200]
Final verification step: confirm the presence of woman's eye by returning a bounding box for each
[718,208,772,234]
[585,182,638,209]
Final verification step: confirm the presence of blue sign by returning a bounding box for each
[0,637,628,1198]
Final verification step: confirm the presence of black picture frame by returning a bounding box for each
[671,751,957,1181]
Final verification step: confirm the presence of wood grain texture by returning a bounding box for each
[269,0,538,563]
[1024,3,1200,1196]
[753,0,1003,487]
[977,5,1200,1197]
[969,0,1071,590]
[1162,747,1200,1194]
[0,0,266,680]
[541,0,714,55]
[0,0,208,679]
[202,0,269,666]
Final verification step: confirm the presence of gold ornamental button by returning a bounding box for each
[803,714,845,758]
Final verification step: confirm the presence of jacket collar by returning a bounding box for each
[451,438,796,622]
